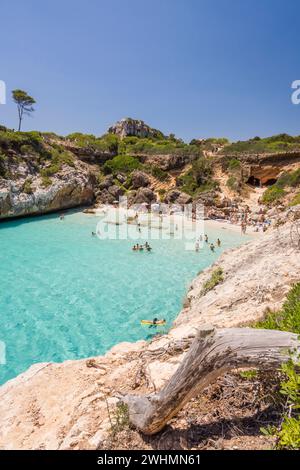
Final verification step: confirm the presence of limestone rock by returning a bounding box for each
[130,170,150,189]
[164,190,192,205]
[0,165,95,220]
[108,118,164,140]
[98,175,114,190]
[132,187,156,204]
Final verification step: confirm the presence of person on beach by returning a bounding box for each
[217,238,221,247]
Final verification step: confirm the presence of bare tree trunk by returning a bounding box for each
[123,326,300,435]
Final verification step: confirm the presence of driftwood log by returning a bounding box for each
[123,326,300,435]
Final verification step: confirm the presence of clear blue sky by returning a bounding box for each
[1,0,300,141]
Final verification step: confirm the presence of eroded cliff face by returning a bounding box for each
[108,118,165,140]
[0,162,95,219]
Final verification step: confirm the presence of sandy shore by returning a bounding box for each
[203,218,263,236]
[90,205,264,237]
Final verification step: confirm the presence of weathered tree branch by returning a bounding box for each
[123,326,300,435]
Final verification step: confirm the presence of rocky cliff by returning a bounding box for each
[0,162,95,219]
[1,123,299,221]
[108,118,165,140]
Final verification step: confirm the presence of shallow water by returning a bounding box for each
[0,211,248,384]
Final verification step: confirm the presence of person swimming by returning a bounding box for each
[149,317,165,328]
[92,232,96,236]
[132,244,137,251]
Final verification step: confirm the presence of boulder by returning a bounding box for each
[107,185,124,199]
[115,174,126,184]
[98,175,114,190]
[164,190,192,205]
[131,187,156,204]
[130,170,150,189]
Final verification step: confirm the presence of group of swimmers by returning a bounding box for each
[195,234,221,252]
[132,242,152,252]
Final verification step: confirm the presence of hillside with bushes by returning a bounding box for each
[1,118,300,220]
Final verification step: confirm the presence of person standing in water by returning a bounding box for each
[210,243,215,252]
[205,234,208,243]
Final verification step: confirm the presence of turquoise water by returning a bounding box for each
[0,211,247,384]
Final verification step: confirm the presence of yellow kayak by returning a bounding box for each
[141,319,166,326]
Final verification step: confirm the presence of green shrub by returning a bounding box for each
[40,163,61,177]
[0,129,44,154]
[41,176,52,187]
[255,283,300,449]
[103,155,141,175]
[0,152,7,178]
[261,359,300,449]
[226,175,240,192]
[255,283,300,334]
[144,164,169,181]
[67,132,119,154]
[276,169,300,189]
[39,149,74,177]
[276,416,300,449]
[23,179,33,194]
[239,369,258,380]
[109,402,130,436]
[262,186,285,204]
[177,158,216,196]
[289,193,300,207]
[56,150,75,167]
[221,133,300,155]
[227,158,241,171]
[201,267,224,295]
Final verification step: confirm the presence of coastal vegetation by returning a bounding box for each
[177,158,217,196]
[200,267,224,295]
[226,175,240,192]
[221,134,300,155]
[103,155,141,175]
[262,168,300,205]
[289,193,300,206]
[254,283,300,449]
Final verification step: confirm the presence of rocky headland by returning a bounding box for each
[1,118,300,221]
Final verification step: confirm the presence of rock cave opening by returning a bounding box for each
[246,175,261,187]
[264,178,278,186]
